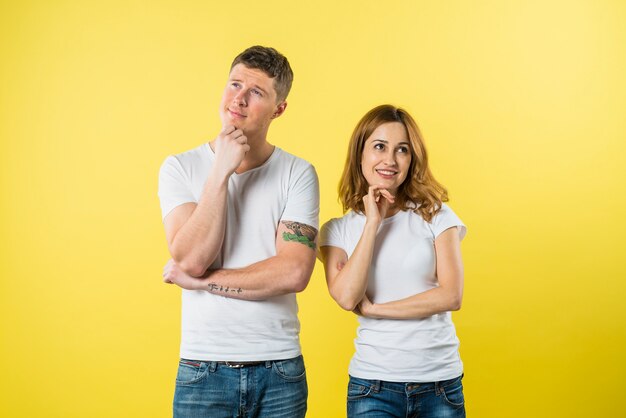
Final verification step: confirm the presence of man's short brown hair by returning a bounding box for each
[230,46,293,102]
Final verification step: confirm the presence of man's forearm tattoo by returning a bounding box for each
[207,282,243,295]
[281,221,317,249]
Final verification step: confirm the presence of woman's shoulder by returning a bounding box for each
[428,203,467,240]
[319,211,366,251]
[431,203,461,222]
[321,211,365,238]
[322,210,362,229]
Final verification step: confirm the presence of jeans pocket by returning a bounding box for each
[176,359,209,386]
[272,356,306,382]
[347,378,373,400]
[441,376,465,408]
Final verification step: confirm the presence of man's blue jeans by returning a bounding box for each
[347,374,465,418]
[173,355,307,418]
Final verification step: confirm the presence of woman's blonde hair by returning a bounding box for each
[339,104,448,222]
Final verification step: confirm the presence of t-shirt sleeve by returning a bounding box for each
[280,163,320,230]
[158,155,197,221]
[429,203,467,241]
[319,218,344,249]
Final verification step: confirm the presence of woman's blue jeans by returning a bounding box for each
[347,374,465,418]
[173,355,307,418]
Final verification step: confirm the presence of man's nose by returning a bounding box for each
[233,90,247,106]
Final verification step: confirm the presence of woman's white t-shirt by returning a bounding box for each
[319,204,466,382]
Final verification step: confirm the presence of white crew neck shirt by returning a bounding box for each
[320,204,466,382]
[159,143,319,361]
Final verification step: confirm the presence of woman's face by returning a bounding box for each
[360,122,412,195]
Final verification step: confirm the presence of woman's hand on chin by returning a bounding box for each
[363,185,395,225]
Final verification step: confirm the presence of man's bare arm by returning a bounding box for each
[164,126,249,277]
[164,220,318,299]
[164,174,228,277]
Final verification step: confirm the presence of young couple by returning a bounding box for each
[159,46,467,418]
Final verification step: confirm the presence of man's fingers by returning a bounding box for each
[226,129,244,141]
[221,124,236,135]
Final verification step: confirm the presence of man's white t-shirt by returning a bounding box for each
[319,204,466,382]
[159,143,319,361]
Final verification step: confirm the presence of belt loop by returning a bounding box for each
[209,361,217,372]
[435,380,442,395]
[265,361,272,369]
[372,380,381,393]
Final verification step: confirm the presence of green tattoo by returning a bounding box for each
[281,221,318,249]
[282,232,315,248]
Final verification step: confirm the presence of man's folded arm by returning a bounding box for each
[164,173,229,277]
[163,220,318,300]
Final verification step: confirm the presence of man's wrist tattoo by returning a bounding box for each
[207,282,243,294]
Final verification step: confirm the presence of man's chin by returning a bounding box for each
[220,117,242,130]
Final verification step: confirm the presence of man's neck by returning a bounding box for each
[235,138,275,174]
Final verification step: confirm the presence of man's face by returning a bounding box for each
[219,63,286,136]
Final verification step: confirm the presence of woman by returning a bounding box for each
[319,104,467,417]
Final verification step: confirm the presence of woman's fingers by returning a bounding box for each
[378,188,394,201]
[368,186,395,203]
[364,185,396,222]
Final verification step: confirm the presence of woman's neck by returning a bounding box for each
[384,205,402,219]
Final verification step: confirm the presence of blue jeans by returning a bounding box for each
[347,374,465,418]
[173,355,307,418]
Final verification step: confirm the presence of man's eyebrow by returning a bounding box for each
[252,84,269,95]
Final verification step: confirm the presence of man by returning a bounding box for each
[158,46,318,418]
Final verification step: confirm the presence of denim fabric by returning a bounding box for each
[347,374,465,418]
[173,355,307,418]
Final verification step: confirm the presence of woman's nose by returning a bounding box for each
[383,151,397,165]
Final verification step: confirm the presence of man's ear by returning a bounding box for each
[272,101,287,119]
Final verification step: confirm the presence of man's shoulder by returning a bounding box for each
[171,143,210,164]
[161,143,211,171]
[273,147,316,177]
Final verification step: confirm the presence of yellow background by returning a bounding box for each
[1,1,625,417]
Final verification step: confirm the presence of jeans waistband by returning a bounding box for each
[350,374,463,395]
[181,357,299,370]
[218,361,266,368]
